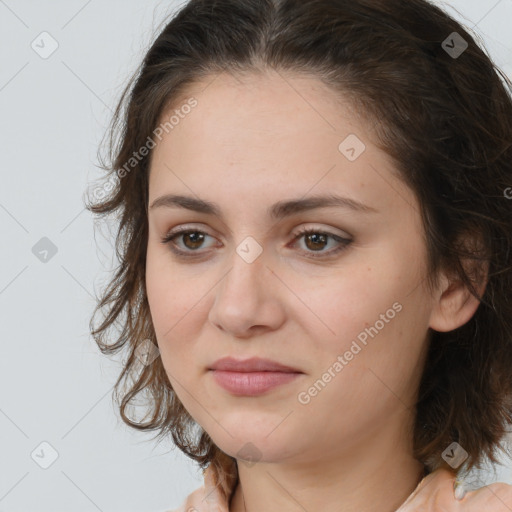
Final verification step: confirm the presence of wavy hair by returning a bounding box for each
[85,0,512,488]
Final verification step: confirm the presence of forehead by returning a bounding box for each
[157,69,369,147]
[148,70,417,221]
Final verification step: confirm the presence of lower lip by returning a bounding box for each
[210,370,302,396]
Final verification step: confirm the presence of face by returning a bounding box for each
[145,70,438,466]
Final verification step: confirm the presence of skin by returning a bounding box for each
[397,468,512,511]
[145,69,493,511]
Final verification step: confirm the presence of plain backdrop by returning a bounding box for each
[0,1,511,511]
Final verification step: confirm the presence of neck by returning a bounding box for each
[229,419,426,512]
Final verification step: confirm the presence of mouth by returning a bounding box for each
[208,357,304,396]
[208,356,304,396]
[209,369,303,396]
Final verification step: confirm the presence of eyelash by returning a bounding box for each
[160,226,352,260]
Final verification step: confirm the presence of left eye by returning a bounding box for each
[160,227,352,259]
[290,228,351,257]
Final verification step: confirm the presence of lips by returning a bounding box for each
[209,356,303,373]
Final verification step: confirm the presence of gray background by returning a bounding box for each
[0,1,511,511]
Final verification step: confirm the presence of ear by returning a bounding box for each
[428,233,489,333]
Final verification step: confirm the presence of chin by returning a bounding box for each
[210,426,297,464]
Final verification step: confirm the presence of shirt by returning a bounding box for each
[166,457,431,512]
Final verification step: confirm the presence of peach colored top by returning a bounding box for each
[167,457,431,512]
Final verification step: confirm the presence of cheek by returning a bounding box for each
[146,243,196,322]
[145,252,195,358]
[296,257,425,374]
[146,270,203,407]
[145,255,220,393]
[292,265,393,343]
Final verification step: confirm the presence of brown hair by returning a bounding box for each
[86,0,512,488]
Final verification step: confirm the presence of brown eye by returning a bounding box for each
[160,228,216,257]
[303,232,328,251]
[180,231,206,250]
[291,228,352,259]
[160,226,352,260]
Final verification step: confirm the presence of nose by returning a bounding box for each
[207,243,286,338]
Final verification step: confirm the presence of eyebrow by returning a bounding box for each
[149,193,378,220]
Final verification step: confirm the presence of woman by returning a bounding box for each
[87,0,512,510]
